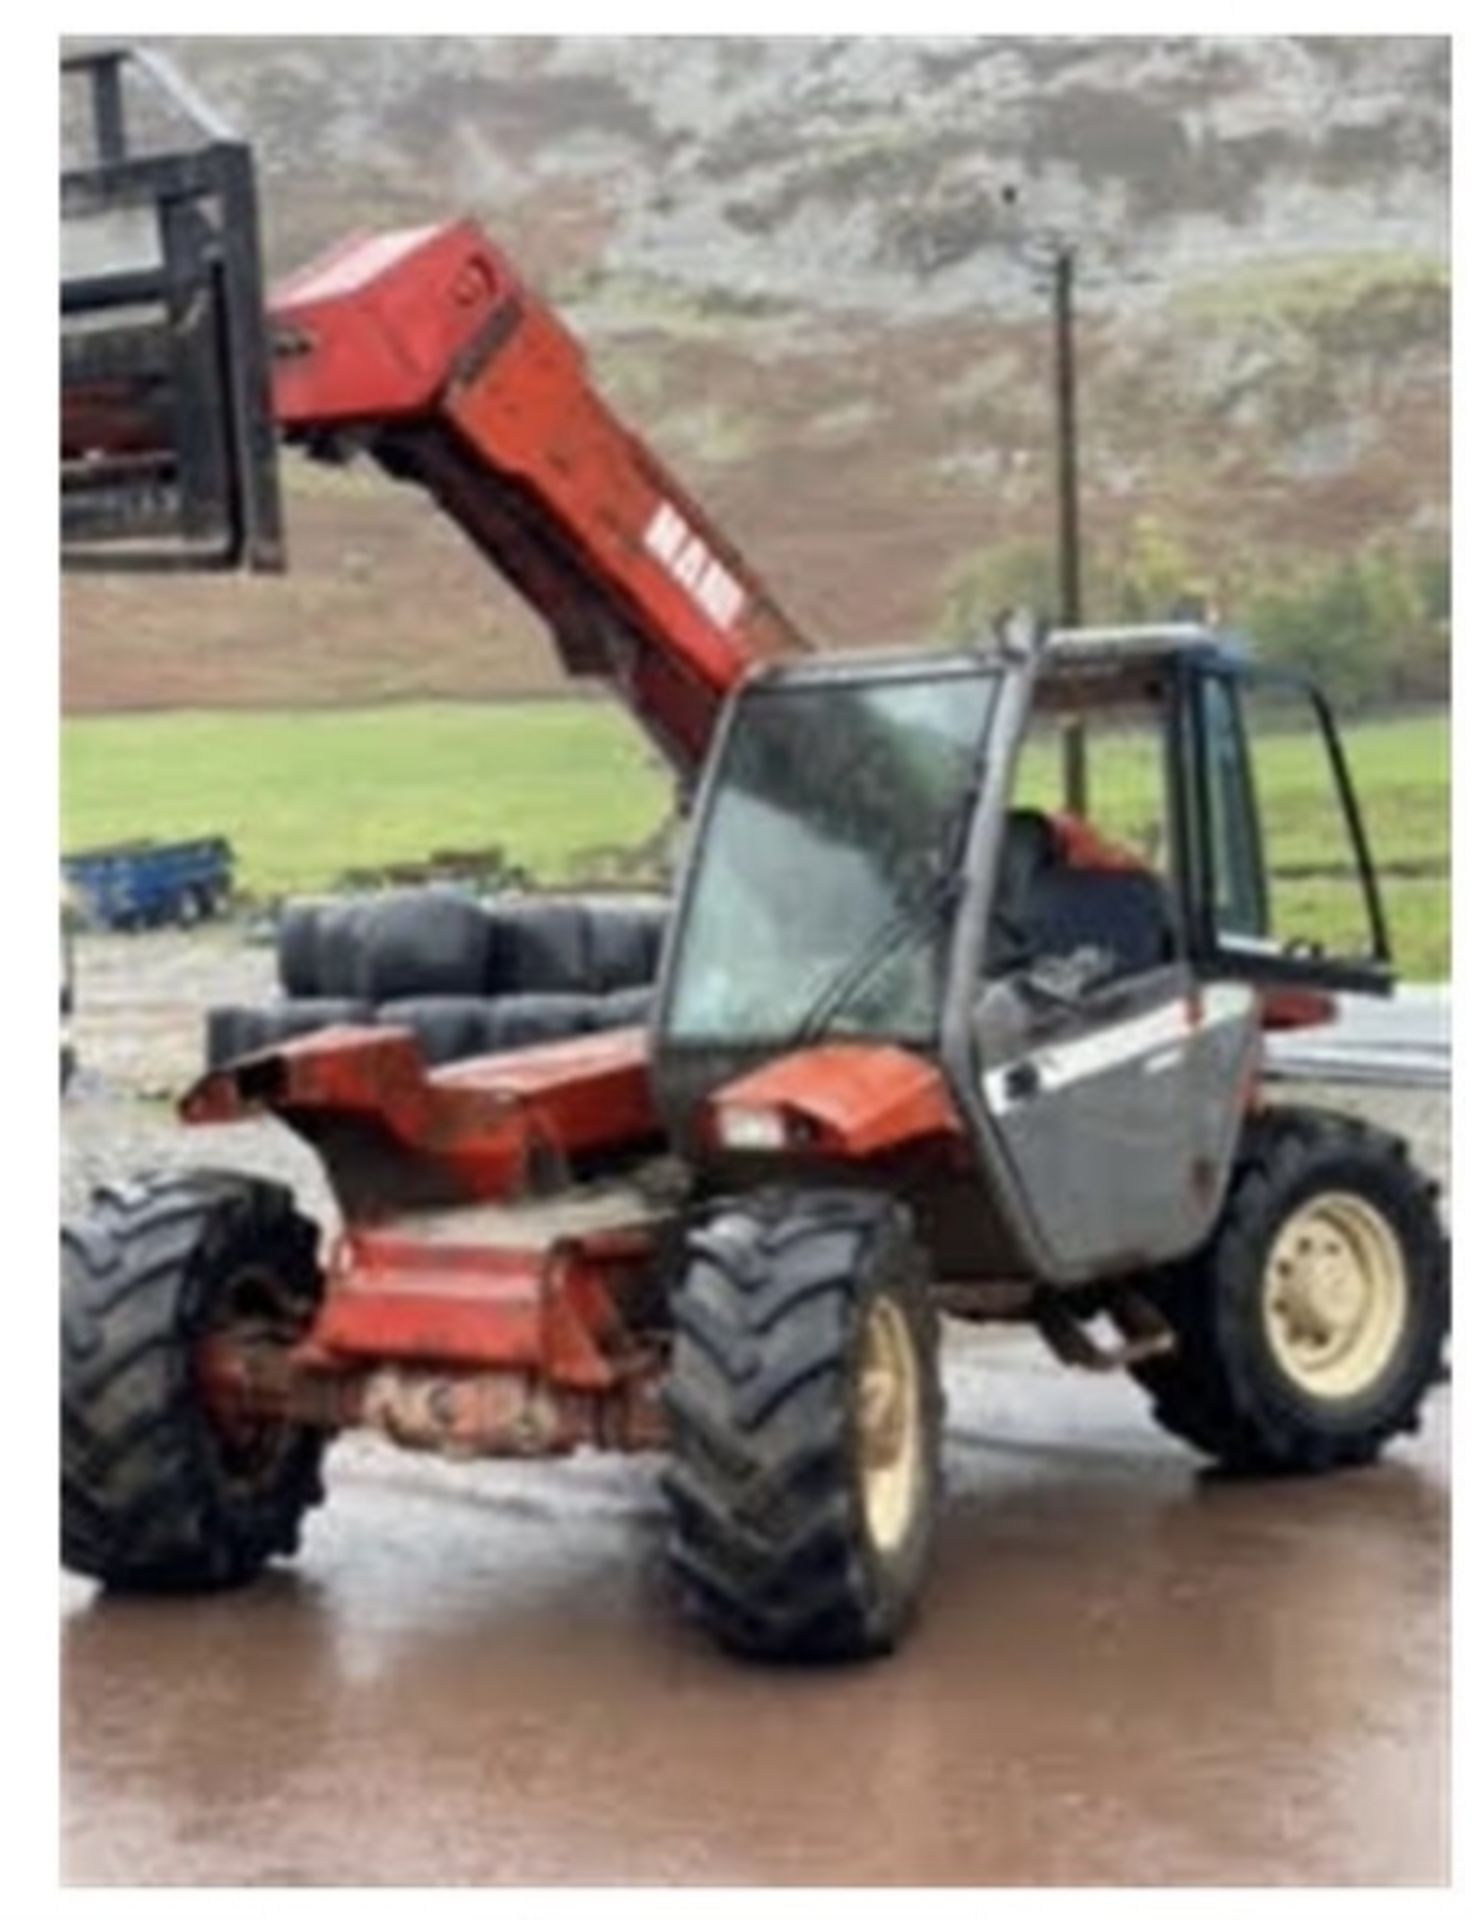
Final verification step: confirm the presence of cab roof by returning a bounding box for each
[746,622,1250,697]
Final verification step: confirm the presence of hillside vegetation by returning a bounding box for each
[61,36,1448,714]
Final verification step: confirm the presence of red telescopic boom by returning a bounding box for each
[270,220,811,776]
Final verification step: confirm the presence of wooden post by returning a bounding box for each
[1054,243,1087,816]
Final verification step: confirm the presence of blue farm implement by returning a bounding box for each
[63,836,234,931]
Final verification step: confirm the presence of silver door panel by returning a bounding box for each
[975,971,1256,1275]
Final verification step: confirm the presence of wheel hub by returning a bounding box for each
[1263,1191,1407,1400]
[196,1264,309,1485]
[857,1295,921,1556]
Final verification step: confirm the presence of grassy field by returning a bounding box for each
[60,701,671,896]
[62,701,1449,977]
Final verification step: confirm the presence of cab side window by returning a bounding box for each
[997,705,1180,985]
[1198,674,1268,939]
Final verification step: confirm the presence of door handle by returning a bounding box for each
[1003,1060,1041,1101]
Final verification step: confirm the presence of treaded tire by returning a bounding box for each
[1131,1106,1448,1473]
[663,1187,942,1662]
[62,1171,329,1591]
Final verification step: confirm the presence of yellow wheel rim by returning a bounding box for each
[857,1294,922,1556]
[1262,1191,1408,1401]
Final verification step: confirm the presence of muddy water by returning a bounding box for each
[61,1329,1448,1886]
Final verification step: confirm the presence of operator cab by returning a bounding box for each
[653,623,1388,1060]
[651,622,1392,1284]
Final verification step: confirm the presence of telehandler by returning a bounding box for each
[61,48,1446,1660]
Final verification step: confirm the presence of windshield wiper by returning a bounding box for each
[784,864,962,1050]
[781,760,984,1050]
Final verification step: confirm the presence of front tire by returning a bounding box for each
[62,1170,328,1590]
[1131,1108,1447,1473]
[663,1188,942,1661]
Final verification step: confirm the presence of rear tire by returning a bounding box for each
[62,1170,328,1590]
[1131,1108,1447,1473]
[663,1188,942,1661]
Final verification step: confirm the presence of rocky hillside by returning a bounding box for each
[62,35,1450,711]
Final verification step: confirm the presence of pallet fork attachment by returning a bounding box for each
[61,46,283,572]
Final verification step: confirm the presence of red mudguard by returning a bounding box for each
[706,1042,967,1160]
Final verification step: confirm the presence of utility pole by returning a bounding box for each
[998,189,1088,813]
[1052,240,1087,816]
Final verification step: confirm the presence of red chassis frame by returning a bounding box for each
[183,1021,970,1459]
[186,1023,671,1456]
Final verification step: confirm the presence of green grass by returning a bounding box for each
[61,701,1449,976]
[61,700,672,900]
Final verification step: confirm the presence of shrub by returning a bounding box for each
[940,526,1449,707]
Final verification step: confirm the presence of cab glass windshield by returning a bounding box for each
[664,668,999,1044]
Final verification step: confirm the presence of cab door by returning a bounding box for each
[974,958,1259,1277]
[969,692,1259,1280]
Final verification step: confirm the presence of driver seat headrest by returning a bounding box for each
[998,808,1059,884]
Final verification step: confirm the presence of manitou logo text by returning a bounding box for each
[643,502,746,631]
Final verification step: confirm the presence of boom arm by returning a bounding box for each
[267,220,810,775]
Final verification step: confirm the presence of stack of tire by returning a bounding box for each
[206,890,668,1071]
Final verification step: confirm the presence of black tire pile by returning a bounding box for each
[207,890,667,1070]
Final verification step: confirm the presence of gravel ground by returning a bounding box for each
[62,927,336,1222]
[60,925,1450,1225]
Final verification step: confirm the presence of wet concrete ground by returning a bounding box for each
[62,1325,1449,1887]
[61,929,1451,1884]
